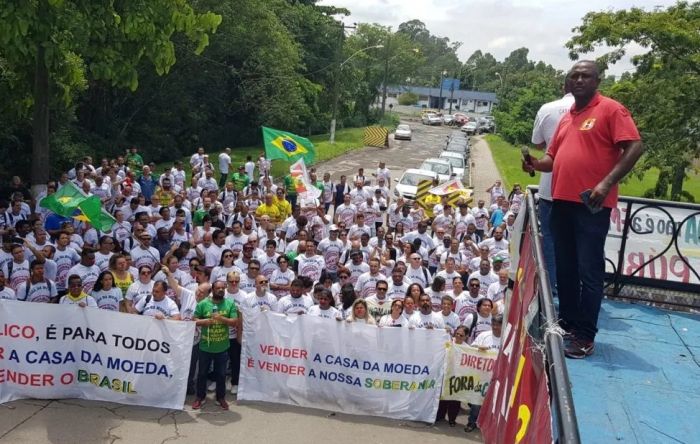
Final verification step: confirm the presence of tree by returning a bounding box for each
[398,92,418,106]
[0,0,221,194]
[566,1,700,201]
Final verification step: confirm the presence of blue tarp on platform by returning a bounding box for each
[568,300,700,444]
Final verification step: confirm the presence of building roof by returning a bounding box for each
[385,85,498,103]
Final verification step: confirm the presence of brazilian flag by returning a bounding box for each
[262,127,315,164]
[40,181,116,232]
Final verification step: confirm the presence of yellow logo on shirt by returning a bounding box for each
[580,118,596,131]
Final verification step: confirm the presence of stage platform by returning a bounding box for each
[568,299,700,443]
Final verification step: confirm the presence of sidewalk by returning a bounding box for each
[469,135,503,203]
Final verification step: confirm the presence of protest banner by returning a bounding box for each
[479,229,553,443]
[0,301,194,410]
[440,343,497,404]
[238,311,448,423]
[606,201,700,285]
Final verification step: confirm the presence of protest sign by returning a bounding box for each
[440,343,497,404]
[238,311,448,423]
[0,301,194,410]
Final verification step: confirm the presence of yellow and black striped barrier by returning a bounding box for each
[363,126,389,147]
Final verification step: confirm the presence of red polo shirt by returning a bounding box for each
[547,92,641,208]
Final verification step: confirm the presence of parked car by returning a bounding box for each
[452,113,470,125]
[439,151,466,182]
[420,158,454,182]
[422,113,443,125]
[442,114,455,125]
[394,124,412,141]
[461,121,480,135]
[478,116,495,133]
[394,169,439,200]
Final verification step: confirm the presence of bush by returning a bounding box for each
[398,92,419,106]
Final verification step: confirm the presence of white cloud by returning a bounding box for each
[319,0,677,77]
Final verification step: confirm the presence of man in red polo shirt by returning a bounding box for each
[524,60,643,359]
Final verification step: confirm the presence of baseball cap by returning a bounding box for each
[329,224,339,231]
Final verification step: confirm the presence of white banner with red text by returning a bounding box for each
[0,300,194,410]
[440,343,497,404]
[238,311,449,423]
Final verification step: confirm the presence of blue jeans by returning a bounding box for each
[538,199,557,298]
[551,200,611,341]
[196,349,228,401]
[468,403,481,425]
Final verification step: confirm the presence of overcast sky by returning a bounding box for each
[319,0,676,77]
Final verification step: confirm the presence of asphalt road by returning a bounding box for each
[0,122,487,444]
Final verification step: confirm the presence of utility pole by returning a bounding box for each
[330,22,356,144]
[381,33,391,117]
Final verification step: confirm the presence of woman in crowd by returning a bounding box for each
[108,253,133,312]
[91,270,123,311]
[426,276,447,312]
[436,325,469,426]
[378,299,407,328]
[345,298,375,325]
[210,249,238,284]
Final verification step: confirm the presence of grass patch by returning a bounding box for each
[154,126,383,182]
[484,134,700,200]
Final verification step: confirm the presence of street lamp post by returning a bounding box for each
[330,43,384,143]
[495,71,504,88]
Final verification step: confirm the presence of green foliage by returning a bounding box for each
[398,92,418,105]
[567,1,700,201]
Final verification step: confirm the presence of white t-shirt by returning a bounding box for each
[125,280,154,304]
[276,295,314,315]
[94,252,113,272]
[354,272,386,299]
[53,247,80,290]
[225,289,248,339]
[245,161,255,179]
[308,305,340,319]
[219,152,232,174]
[386,281,409,301]
[134,296,180,318]
[318,238,344,273]
[441,311,461,333]
[473,331,502,351]
[130,245,161,270]
[378,314,408,328]
[270,268,295,299]
[454,293,483,323]
[2,260,30,291]
[242,292,278,314]
[468,271,499,297]
[91,288,123,311]
[15,280,57,303]
[465,313,493,344]
[296,254,325,282]
[409,311,445,329]
[405,266,431,288]
[0,287,16,300]
[67,263,101,294]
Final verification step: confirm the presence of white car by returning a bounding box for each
[439,151,466,182]
[394,124,412,141]
[422,113,442,125]
[442,114,455,125]
[394,169,439,200]
[461,121,479,135]
[420,158,454,183]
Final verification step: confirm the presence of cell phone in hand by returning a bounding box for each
[580,189,603,214]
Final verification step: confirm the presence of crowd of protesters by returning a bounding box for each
[0,145,523,430]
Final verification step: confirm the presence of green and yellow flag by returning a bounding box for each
[262,126,315,164]
[40,181,116,232]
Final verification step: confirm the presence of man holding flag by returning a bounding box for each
[263,126,317,208]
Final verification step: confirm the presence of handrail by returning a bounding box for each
[523,188,581,444]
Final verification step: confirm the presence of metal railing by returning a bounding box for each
[606,195,700,305]
[522,190,581,444]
